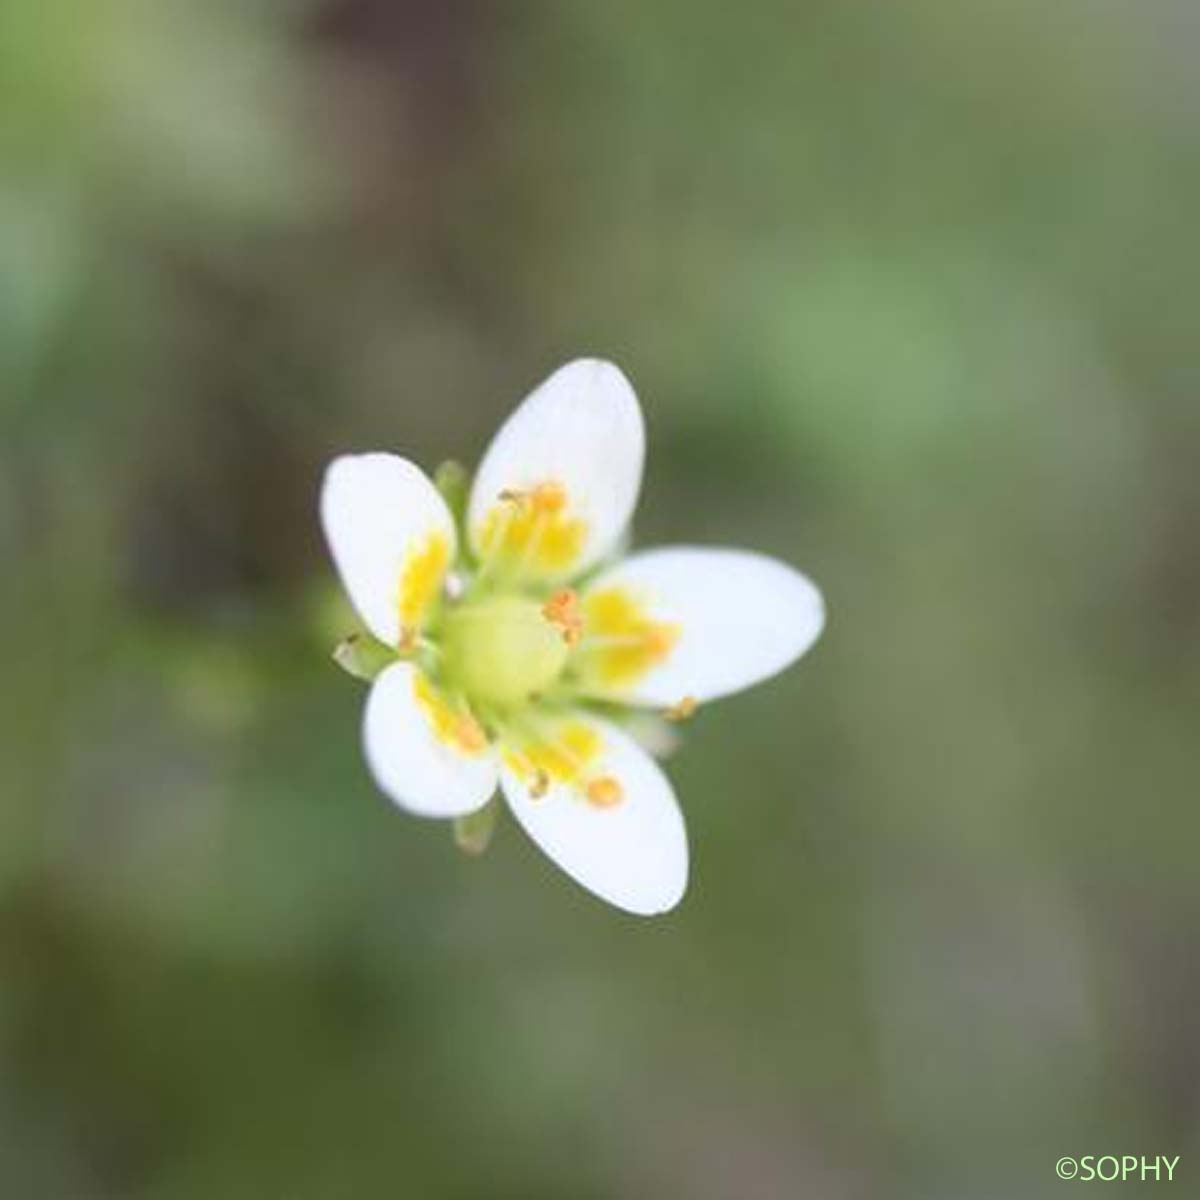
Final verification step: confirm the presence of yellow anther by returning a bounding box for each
[397,626,419,654]
[530,768,551,799]
[664,695,698,722]
[498,487,528,507]
[542,588,574,619]
[585,775,624,808]
[541,588,584,646]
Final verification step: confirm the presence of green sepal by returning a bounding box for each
[454,798,499,856]
[331,633,395,682]
[434,459,470,528]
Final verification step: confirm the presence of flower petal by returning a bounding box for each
[363,663,497,818]
[321,453,457,647]
[500,714,687,915]
[575,547,824,706]
[467,359,645,582]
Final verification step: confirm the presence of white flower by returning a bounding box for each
[320,359,825,915]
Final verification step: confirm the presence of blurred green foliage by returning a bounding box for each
[2,2,1198,1197]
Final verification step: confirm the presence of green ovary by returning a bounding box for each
[442,596,568,709]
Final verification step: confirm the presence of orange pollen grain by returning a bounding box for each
[541,588,584,645]
[585,776,624,808]
[531,481,567,513]
[454,715,488,754]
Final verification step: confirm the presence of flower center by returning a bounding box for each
[443,595,569,709]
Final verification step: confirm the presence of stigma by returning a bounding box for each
[442,595,570,708]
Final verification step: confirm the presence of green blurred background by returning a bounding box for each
[3,2,1198,1196]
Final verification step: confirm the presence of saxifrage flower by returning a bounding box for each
[321,359,824,915]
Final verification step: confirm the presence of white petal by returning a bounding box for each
[500,715,687,915]
[467,359,644,581]
[321,453,457,646]
[363,663,497,818]
[577,547,825,706]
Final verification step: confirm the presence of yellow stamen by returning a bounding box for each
[502,720,602,787]
[396,532,450,635]
[413,672,488,757]
[530,768,551,799]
